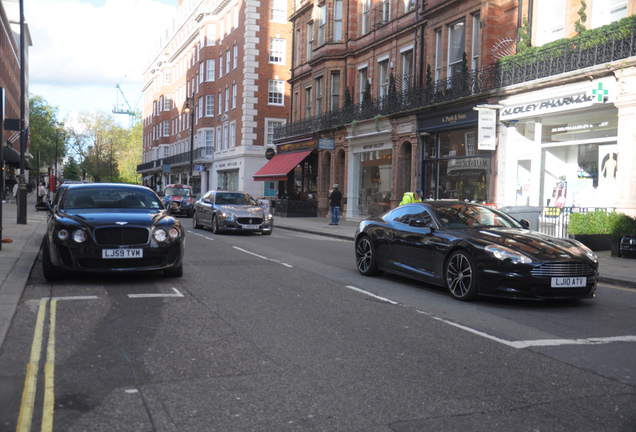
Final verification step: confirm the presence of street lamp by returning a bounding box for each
[184,91,195,187]
[54,128,64,183]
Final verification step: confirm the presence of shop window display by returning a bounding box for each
[353,149,393,217]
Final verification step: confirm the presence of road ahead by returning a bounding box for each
[1,225,635,431]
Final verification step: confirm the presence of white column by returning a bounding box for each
[613,67,636,216]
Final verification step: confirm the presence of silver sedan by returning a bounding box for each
[192,190,274,235]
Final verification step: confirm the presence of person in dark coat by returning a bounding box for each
[328,183,342,225]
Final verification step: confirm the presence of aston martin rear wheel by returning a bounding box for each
[446,250,478,301]
[355,236,380,276]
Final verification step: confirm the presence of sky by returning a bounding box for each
[25,0,177,128]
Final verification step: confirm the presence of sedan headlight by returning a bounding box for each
[57,229,70,241]
[154,229,168,242]
[72,229,88,243]
[169,228,180,239]
[572,241,598,263]
[484,245,533,264]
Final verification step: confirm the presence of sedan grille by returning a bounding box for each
[530,263,596,277]
[94,227,149,246]
[237,217,263,225]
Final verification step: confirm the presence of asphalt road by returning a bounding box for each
[0,224,635,431]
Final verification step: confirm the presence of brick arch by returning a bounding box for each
[321,151,332,193]
[335,149,346,189]
[397,140,413,199]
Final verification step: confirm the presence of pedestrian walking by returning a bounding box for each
[399,189,423,206]
[37,181,46,204]
[328,183,342,225]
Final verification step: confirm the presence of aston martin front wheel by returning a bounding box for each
[445,250,478,301]
[355,236,380,276]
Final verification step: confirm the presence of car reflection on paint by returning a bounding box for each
[192,190,273,235]
[354,201,599,301]
[42,183,185,281]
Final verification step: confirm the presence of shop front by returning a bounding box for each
[498,77,620,209]
[419,105,494,203]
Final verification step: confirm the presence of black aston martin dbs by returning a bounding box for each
[42,183,185,281]
[354,201,598,301]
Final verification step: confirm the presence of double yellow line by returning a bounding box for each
[16,299,57,432]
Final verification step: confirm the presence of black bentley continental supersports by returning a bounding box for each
[354,201,598,301]
[42,183,185,281]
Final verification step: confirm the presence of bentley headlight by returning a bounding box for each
[169,227,180,239]
[484,245,532,264]
[72,229,88,243]
[154,229,167,242]
[57,229,70,241]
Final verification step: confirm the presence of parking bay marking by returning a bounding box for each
[128,288,184,299]
[233,246,293,267]
[346,285,636,350]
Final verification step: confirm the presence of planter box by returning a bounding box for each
[574,234,613,251]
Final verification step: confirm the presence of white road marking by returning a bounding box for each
[233,246,293,267]
[191,231,214,240]
[345,286,399,305]
[128,287,184,299]
[49,296,99,301]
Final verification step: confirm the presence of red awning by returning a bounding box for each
[253,150,312,181]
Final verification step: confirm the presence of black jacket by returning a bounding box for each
[329,189,342,207]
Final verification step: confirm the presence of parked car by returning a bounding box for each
[42,183,185,280]
[620,235,636,258]
[354,201,599,301]
[162,184,194,217]
[192,190,273,235]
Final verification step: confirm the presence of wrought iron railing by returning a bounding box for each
[275,18,636,140]
[137,148,213,172]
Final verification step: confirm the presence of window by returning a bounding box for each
[226,13,231,37]
[234,6,239,29]
[271,0,287,22]
[216,126,222,151]
[381,0,390,23]
[318,5,326,45]
[268,80,285,105]
[233,44,238,69]
[330,72,340,110]
[266,119,285,146]
[472,14,480,70]
[164,71,171,85]
[536,0,565,46]
[593,0,627,28]
[164,96,171,111]
[207,24,216,45]
[362,0,371,34]
[205,94,215,116]
[206,59,215,81]
[205,130,214,155]
[315,76,323,114]
[199,62,204,84]
[305,87,312,118]
[379,60,389,98]
[358,67,368,104]
[163,120,170,137]
[226,48,230,74]
[435,29,442,81]
[230,121,236,148]
[307,22,314,61]
[225,88,229,112]
[270,38,286,64]
[219,54,223,78]
[333,0,343,41]
[401,49,413,91]
[223,124,229,150]
[293,92,299,121]
[404,0,414,13]
[232,84,237,108]
[218,90,223,113]
[447,21,465,78]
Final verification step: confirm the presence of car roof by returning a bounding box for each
[64,183,150,191]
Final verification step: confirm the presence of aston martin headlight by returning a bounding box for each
[573,241,598,263]
[154,229,167,242]
[169,227,180,239]
[484,245,532,264]
[57,229,70,241]
[72,229,88,243]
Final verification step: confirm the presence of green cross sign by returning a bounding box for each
[592,83,608,102]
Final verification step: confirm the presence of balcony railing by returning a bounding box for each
[275,17,636,141]
[137,147,213,172]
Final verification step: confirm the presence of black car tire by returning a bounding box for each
[212,215,220,234]
[193,212,201,229]
[355,236,381,276]
[187,209,194,218]
[42,240,63,281]
[446,250,478,301]
[164,263,183,277]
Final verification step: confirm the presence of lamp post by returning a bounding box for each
[184,91,195,187]
[54,128,64,183]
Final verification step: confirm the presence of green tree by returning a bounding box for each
[118,114,143,184]
[343,86,353,108]
[517,16,531,53]
[62,158,81,180]
[28,95,67,176]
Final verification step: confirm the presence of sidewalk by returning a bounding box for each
[0,192,48,348]
[0,204,634,351]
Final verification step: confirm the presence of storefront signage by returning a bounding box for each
[441,113,467,125]
[419,109,477,131]
[318,138,335,150]
[194,165,205,171]
[501,93,595,121]
[551,121,609,134]
[477,108,497,150]
[447,157,490,173]
[265,148,276,160]
[279,141,315,152]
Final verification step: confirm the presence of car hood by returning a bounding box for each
[57,209,169,228]
[219,205,265,216]
[467,227,595,262]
